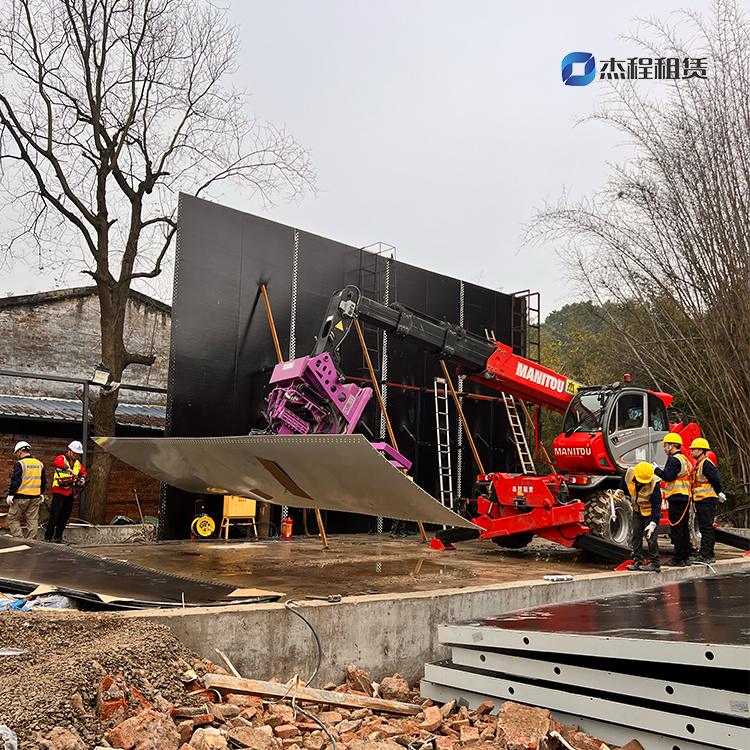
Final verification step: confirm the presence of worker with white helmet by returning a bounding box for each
[689,437,724,564]
[619,461,662,572]
[654,433,693,567]
[6,440,47,539]
[46,440,88,544]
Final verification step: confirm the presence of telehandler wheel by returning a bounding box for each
[491,532,534,549]
[584,491,633,545]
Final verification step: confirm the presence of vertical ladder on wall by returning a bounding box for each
[501,392,536,475]
[434,377,454,511]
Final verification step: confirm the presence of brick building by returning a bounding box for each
[0,287,170,522]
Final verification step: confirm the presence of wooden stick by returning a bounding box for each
[315,508,329,548]
[214,648,243,679]
[261,284,283,365]
[354,319,427,542]
[203,674,421,715]
[440,360,485,476]
[354,319,398,451]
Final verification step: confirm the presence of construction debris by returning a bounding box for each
[0,610,647,750]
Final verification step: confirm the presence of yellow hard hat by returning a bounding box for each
[634,462,655,483]
[662,433,683,446]
[690,437,710,451]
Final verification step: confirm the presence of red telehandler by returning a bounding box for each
[265,285,748,560]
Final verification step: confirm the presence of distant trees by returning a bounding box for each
[0,0,316,522]
[531,0,749,513]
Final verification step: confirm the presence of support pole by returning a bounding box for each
[439,361,485,477]
[80,381,89,519]
[355,320,428,543]
[261,284,328,549]
[260,284,284,364]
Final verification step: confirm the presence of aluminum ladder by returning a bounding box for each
[501,392,536,475]
[434,377,454,510]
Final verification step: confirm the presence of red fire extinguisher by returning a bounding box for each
[281,517,293,539]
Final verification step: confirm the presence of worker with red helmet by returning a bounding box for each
[619,461,662,572]
[46,440,88,544]
[655,433,693,567]
[689,437,724,564]
[5,440,47,539]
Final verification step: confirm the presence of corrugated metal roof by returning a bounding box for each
[0,395,165,429]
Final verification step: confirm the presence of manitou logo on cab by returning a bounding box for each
[515,362,566,393]
[554,447,594,456]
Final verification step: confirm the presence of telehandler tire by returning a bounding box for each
[584,490,633,545]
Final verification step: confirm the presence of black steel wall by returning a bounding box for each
[161,194,522,538]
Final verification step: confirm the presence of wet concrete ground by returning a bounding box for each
[77,533,744,601]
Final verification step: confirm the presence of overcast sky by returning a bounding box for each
[2,0,713,319]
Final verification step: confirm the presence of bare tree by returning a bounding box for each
[530,0,750,505]
[0,0,316,522]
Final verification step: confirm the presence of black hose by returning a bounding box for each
[284,600,322,687]
[293,704,338,750]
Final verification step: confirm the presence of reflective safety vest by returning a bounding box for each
[662,453,692,500]
[53,456,83,496]
[625,467,660,517]
[16,457,43,496]
[691,456,718,503]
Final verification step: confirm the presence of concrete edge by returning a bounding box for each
[123,556,749,685]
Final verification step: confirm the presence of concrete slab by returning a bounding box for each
[106,533,748,685]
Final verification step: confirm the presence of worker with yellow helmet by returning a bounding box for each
[654,433,693,567]
[619,461,662,572]
[689,437,724,564]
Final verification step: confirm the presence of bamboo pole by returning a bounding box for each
[354,319,428,543]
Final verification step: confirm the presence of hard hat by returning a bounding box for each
[634,461,655,484]
[14,441,31,453]
[690,437,710,451]
[68,440,84,454]
[662,433,683,446]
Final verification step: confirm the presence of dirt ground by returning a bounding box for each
[75,532,744,600]
[0,612,216,748]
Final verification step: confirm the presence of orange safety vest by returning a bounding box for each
[16,457,43,496]
[691,456,718,502]
[662,453,692,500]
[53,456,83,496]
[625,467,660,517]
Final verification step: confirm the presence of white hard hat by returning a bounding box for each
[14,441,31,453]
[68,440,84,454]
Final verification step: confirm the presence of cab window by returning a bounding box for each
[615,394,644,430]
[648,394,669,432]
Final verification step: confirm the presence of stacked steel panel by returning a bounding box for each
[422,571,750,750]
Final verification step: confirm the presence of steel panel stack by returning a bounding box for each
[422,571,750,750]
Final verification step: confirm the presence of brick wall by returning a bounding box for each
[1,434,160,524]
[0,287,170,404]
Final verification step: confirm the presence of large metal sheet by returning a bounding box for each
[424,661,746,749]
[0,537,267,607]
[95,433,477,528]
[450,646,747,717]
[420,680,718,750]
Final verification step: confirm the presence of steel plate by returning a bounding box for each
[95,434,477,529]
[0,537,272,607]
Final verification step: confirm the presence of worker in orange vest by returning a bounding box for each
[689,438,725,564]
[46,440,88,544]
[654,433,693,567]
